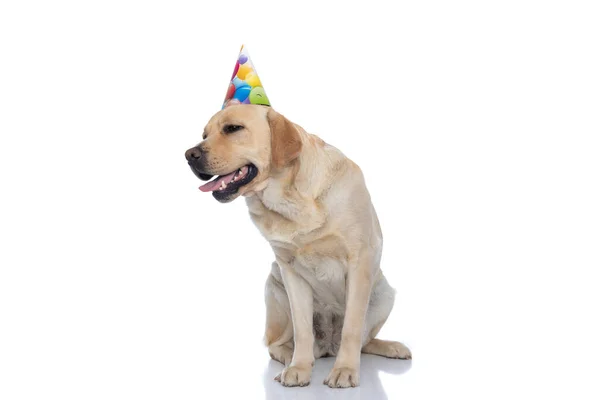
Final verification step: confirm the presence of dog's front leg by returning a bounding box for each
[274,261,314,387]
[324,259,372,388]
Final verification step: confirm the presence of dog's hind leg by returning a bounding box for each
[264,262,294,365]
[268,341,294,366]
[362,339,412,359]
[361,275,412,360]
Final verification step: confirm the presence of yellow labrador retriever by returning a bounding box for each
[185,105,411,388]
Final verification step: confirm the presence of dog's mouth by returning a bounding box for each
[198,164,258,201]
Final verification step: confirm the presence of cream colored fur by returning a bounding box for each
[188,105,411,388]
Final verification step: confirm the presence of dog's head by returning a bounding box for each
[185,105,302,203]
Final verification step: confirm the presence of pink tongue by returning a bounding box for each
[199,170,237,192]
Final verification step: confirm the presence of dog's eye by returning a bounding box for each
[223,124,244,134]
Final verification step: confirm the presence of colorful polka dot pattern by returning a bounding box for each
[222,45,271,109]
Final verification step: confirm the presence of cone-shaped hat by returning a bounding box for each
[222,45,270,109]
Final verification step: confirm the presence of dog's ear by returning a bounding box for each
[267,108,302,169]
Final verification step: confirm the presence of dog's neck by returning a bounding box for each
[246,128,330,224]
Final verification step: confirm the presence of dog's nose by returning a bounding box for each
[185,147,203,162]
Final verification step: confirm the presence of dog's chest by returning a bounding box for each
[247,194,349,307]
[246,191,325,246]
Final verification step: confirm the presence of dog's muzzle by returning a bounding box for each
[185,146,213,180]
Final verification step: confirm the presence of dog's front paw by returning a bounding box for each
[324,366,359,388]
[274,365,312,387]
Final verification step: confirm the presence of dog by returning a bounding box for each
[185,105,411,388]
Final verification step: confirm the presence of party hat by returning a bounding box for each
[222,45,271,109]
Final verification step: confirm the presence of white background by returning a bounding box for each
[1,1,599,399]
